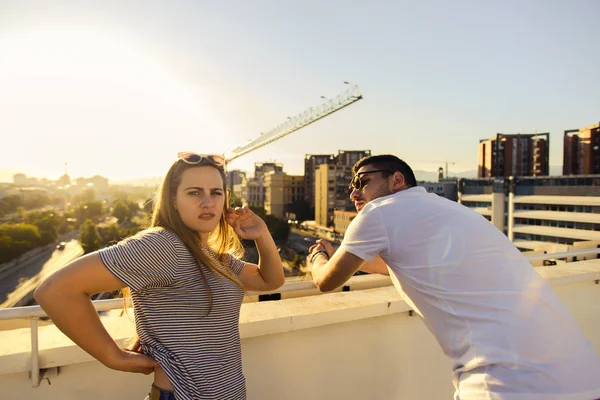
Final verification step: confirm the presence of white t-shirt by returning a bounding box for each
[340,186,600,400]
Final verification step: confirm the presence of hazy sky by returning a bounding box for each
[1,1,599,182]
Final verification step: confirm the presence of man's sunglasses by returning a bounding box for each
[177,152,226,167]
[347,169,393,196]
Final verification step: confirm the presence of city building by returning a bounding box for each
[231,163,283,209]
[315,163,354,227]
[458,175,600,251]
[305,150,371,219]
[254,162,283,176]
[333,209,357,236]
[303,154,334,208]
[478,133,549,178]
[226,170,246,193]
[418,180,458,201]
[335,150,370,167]
[264,172,304,220]
[563,122,600,175]
[311,150,370,227]
[245,176,265,209]
[12,173,39,186]
[72,175,109,193]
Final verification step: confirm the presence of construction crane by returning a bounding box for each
[225,84,363,162]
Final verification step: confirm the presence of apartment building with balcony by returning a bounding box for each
[478,133,549,178]
[458,175,600,251]
[564,122,600,175]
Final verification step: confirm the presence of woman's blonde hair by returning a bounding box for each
[123,159,245,315]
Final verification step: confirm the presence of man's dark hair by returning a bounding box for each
[352,155,417,188]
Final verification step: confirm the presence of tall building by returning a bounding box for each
[335,150,370,167]
[264,172,305,220]
[306,150,371,222]
[563,122,600,175]
[312,150,371,227]
[478,133,549,178]
[304,154,335,207]
[315,163,356,227]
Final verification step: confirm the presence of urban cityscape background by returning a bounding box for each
[1,118,598,309]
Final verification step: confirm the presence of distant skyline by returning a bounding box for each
[1,1,599,182]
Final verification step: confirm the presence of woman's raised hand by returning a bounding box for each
[225,206,269,240]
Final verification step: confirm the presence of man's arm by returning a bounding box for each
[309,248,367,292]
[309,239,389,277]
[361,256,390,275]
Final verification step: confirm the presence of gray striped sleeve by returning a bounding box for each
[227,253,246,275]
[97,229,179,292]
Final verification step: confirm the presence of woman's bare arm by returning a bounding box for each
[34,253,157,374]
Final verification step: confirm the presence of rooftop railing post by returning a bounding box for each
[30,319,40,387]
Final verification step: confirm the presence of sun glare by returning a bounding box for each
[0,28,229,180]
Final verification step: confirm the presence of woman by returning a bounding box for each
[34,152,285,400]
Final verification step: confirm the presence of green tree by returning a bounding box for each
[264,215,290,241]
[80,219,102,253]
[75,201,104,222]
[127,201,140,217]
[0,194,23,216]
[287,199,312,222]
[112,201,130,223]
[1,223,42,247]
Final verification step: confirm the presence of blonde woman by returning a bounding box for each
[35,153,285,400]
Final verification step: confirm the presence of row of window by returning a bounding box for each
[462,201,492,209]
[515,204,598,213]
[513,233,575,245]
[514,218,599,231]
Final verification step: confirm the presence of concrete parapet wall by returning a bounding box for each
[1,260,599,400]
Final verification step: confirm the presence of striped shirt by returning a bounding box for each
[98,228,246,400]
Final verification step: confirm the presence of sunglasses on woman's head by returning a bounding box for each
[177,152,226,167]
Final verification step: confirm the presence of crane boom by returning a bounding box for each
[226,84,363,162]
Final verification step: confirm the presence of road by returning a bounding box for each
[0,239,84,308]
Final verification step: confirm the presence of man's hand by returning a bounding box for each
[309,239,335,258]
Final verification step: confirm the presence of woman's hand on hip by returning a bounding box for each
[106,348,159,375]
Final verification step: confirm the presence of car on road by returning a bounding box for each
[56,242,66,250]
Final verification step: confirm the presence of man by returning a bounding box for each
[308,154,600,400]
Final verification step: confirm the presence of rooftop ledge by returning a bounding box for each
[1,259,599,376]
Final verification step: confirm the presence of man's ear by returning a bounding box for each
[391,172,406,192]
